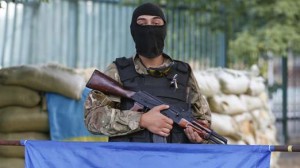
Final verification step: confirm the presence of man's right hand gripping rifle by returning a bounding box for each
[86,69,227,144]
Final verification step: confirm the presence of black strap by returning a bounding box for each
[114,57,139,82]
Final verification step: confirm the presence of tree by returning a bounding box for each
[228,0,300,66]
[129,0,300,69]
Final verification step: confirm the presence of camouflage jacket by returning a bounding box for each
[84,55,211,137]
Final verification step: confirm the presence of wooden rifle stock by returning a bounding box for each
[86,70,135,98]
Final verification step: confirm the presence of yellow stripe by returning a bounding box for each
[288,145,293,152]
[63,136,109,142]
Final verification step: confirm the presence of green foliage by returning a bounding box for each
[0,0,48,2]
[229,23,300,66]
[258,24,300,55]
[228,31,259,61]
[228,0,300,69]
[147,0,300,66]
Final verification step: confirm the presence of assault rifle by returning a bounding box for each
[86,69,227,144]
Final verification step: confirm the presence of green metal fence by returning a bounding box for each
[271,56,300,144]
[0,0,225,70]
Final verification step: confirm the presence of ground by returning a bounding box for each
[277,152,300,168]
[276,137,300,168]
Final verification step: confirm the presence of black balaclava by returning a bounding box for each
[130,3,167,58]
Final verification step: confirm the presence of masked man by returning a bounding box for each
[84,3,211,143]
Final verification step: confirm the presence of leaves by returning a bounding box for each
[229,31,259,58]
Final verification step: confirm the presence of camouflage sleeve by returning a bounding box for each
[188,70,212,125]
[84,63,143,136]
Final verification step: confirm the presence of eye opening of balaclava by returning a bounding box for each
[130,3,167,58]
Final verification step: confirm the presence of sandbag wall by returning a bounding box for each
[193,68,280,168]
[0,64,279,168]
[0,64,87,168]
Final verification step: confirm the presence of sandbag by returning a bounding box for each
[41,95,48,111]
[0,132,49,158]
[263,125,277,143]
[247,77,266,96]
[216,69,250,95]
[0,157,24,168]
[240,95,264,111]
[193,70,221,97]
[271,152,281,168]
[211,113,242,140]
[259,92,271,110]
[208,94,247,115]
[250,109,276,131]
[0,106,49,133]
[255,128,277,145]
[255,130,271,145]
[0,85,41,108]
[75,67,96,83]
[233,113,256,145]
[0,64,86,100]
[224,137,246,145]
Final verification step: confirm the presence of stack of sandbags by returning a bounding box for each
[0,64,86,99]
[193,67,279,168]
[0,64,86,168]
[0,87,49,167]
[75,67,97,83]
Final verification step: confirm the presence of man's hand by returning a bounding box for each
[184,120,210,143]
[139,105,173,137]
[184,126,204,143]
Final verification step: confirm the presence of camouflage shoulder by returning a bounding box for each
[102,63,121,102]
[104,63,121,83]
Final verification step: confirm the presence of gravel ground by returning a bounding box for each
[277,151,300,168]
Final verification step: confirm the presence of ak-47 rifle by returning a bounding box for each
[86,69,227,144]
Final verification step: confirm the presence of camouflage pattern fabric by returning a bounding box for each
[84,56,211,136]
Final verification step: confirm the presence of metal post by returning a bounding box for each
[0,140,299,152]
[272,145,300,152]
[282,56,288,144]
[0,140,22,146]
